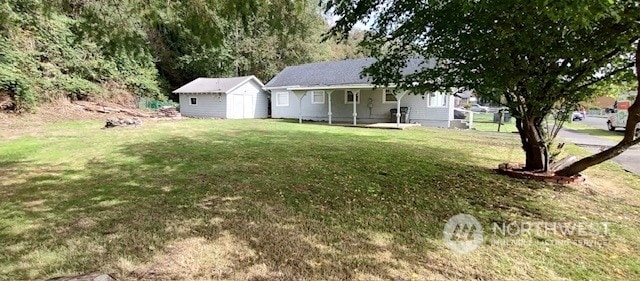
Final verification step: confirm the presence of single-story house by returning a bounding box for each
[454,90,476,107]
[173,76,268,119]
[263,58,457,128]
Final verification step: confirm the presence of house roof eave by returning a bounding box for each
[265,83,399,91]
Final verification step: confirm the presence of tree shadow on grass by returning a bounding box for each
[0,126,562,280]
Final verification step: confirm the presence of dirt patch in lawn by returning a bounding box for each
[0,98,182,140]
[121,231,282,280]
[0,97,159,124]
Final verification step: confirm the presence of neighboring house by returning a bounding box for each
[454,90,476,107]
[173,76,268,119]
[594,96,615,109]
[263,58,456,128]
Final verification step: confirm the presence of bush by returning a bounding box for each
[58,76,102,100]
[0,66,37,111]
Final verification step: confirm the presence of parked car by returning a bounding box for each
[470,104,490,112]
[454,109,467,119]
[572,111,584,121]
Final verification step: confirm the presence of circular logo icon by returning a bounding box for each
[443,213,483,254]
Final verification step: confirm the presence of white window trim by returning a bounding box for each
[427,92,448,108]
[275,92,289,107]
[189,97,198,105]
[345,90,360,104]
[311,90,325,104]
[383,89,398,104]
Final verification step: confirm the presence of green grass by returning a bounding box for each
[1,119,640,280]
[563,120,626,142]
[471,112,518,133]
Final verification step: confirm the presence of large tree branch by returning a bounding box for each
[558,47,623,91]
[573,62,636,91]
[556,42,640,176]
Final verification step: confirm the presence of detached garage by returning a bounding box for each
[173,76,268,119]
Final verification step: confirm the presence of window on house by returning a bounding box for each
[345,90,360,104]
[275,92,289,106]
[428,92,447,107]
[383,89,398,103]
[190,97,197,105]
[311,91,325,104]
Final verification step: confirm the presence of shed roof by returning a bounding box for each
[264,57,433,89]
[173,76,263,94]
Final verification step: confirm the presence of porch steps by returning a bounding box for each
[450,119,470,129]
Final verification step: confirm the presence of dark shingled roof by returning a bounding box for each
[264,57,432,88]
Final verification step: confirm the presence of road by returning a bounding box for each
[580,115,615,131]
[559,116,640,175]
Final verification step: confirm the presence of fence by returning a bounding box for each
[138,97,178,110]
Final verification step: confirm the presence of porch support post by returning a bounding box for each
[394,90,407,128]
[352,90,359,125]
[326,90,333,125]
[292,90,307,124]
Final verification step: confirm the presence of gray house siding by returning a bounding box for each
[406,95,454,128]
[253,82,269,118]
[226,79,268,119]
[179,93,227,118]
[271,90,295,119]
[271,88,453,127]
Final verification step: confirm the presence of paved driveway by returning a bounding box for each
[559,117,640,175]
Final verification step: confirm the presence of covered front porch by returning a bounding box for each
[287,85,414,128]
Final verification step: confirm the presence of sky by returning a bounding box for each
[325,14,372,31]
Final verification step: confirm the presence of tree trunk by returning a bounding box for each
[516,117,549,171]
[556,44,640,176]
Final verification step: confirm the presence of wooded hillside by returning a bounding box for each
[0,0,362,112]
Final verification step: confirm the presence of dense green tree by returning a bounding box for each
[0,0,165,111]
[68,0,335,91]
[1,0,360,110]
[326,0,639,175]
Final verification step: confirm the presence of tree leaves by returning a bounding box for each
[327,0,639,170]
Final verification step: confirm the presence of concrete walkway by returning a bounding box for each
[315,122,421,130]
[362,123,421,130]
[558,124,640,175]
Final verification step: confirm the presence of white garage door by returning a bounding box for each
[229,93,255,119]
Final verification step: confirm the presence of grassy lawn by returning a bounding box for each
[470,112,518,133]
[563,120,626,142]
[1,119,640,280]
